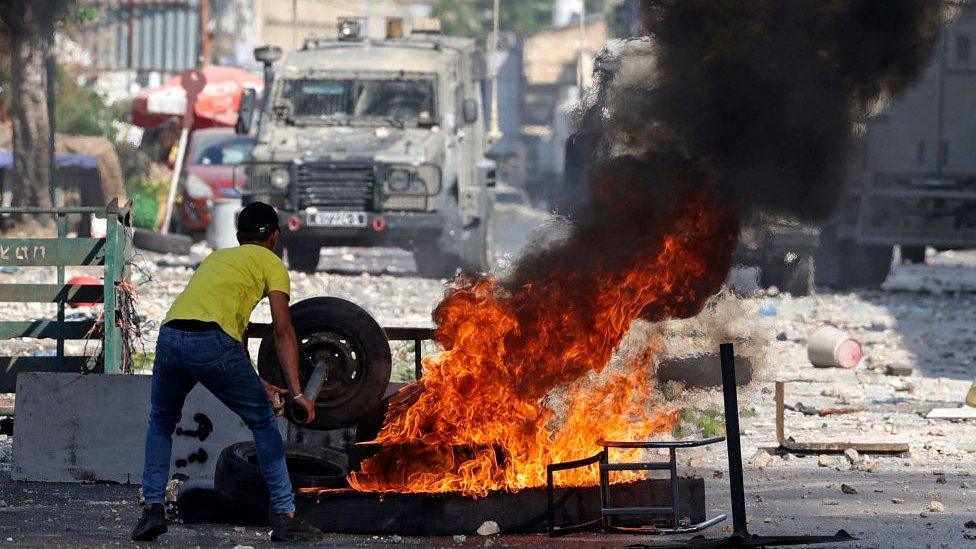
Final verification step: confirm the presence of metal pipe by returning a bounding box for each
[720,342,749,537]
[291,358,328,424]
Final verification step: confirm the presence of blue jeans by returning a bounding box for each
[141,326,295,514]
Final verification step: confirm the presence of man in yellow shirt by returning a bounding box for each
[132,202,322,542]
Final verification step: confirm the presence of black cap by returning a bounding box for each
[237,202,279,239]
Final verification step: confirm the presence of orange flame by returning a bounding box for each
[349,188,738,497]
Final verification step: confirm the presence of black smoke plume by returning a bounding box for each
[509,0,945,305]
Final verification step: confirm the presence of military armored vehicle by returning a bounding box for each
[566,10,976,292]
[815,4,976,288]
[237,21,495,276]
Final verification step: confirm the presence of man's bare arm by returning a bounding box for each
[268,290,315,423]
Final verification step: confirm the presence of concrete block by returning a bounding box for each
[12,372,261,484]
[656,353,753,388]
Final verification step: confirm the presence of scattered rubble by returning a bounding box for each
[477,521,500,536]
[840,484,858,495]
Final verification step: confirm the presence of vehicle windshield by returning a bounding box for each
[279,78,436,122]
[190,134,255,165]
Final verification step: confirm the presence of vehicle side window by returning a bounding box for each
[950,27,976,69]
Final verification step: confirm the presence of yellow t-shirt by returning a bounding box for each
[163,244,290,341]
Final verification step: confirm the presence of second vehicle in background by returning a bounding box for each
[176,128,256,235]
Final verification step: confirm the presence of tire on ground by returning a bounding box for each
[213,441,348,512]
[132,228,193,255]
[177,478,266,524]
[258,297,392,430]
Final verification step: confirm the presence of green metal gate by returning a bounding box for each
[0,200,131,392]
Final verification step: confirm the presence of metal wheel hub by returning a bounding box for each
[299,332,363,407]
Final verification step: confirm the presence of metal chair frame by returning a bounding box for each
[547,436,728,537]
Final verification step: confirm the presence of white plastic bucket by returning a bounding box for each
[807,325,862,368]
[207,198,241,250]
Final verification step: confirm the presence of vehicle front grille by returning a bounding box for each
[295,162,375,210]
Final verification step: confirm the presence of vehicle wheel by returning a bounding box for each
[287,244,320,273]
[900,246,926,265]
[817,226,891,289]
[843,243,892,288]
[132,228,193,255]
[413,244,461,279]
[757,258,785,291]
[258,297,392,430]
[213,442,348,512]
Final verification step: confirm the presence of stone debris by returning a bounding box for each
[929,501,945,513]
[818,455,837,468]
[749,450,775,469]
[892,498,905,504]
[164,478,184,503]
[453,535,467,544]
[840,484,858,495]
[843,448,860,465]
[965,520,976,529]
[477,521,500,536]
[884,365,913,377]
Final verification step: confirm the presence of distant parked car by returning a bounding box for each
[176,128,255,233]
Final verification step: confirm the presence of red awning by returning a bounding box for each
[131,66,263,130]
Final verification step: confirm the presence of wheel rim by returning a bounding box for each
[298,331,366,408]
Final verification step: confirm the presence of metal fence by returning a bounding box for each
[76,0,201,73]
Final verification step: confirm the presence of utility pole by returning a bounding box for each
[292,0,297,50]
[487,0,502,143]
[363,0,371,39]
[199,0,212,66]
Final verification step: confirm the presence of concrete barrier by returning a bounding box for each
[12,372,263,483]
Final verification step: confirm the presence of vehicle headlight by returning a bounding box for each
[270,167,290,189]
[388,169,411,191]
[184,174,214,200]
[382,165,441,196]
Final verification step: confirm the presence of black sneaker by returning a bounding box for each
[270,512,324,542]
[131,503,167,541]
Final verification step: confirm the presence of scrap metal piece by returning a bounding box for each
[776,381,909,454]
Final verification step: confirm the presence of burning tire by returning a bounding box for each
[258,297,392,430]
[213,441,348,511]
